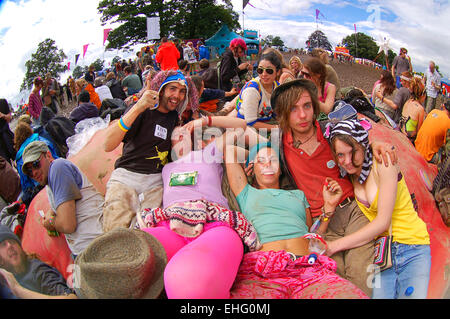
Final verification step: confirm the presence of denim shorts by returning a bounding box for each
[372,242,431,299]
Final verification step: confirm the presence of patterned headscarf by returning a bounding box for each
[324,118,373,184]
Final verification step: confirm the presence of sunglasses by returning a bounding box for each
[23,157,42,177]
[256,67,275,75]
[300,71,311,79]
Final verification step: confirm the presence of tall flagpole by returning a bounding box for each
[242,1,245,33]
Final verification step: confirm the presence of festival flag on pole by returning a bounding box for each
[316,9,325,20]
[146,17,160,40]
[75,54,80,65]
[67,62,70,70]
[243,0,250,9]
[83,44,89,58]
[103,28,112,46]
[354,24,357,33]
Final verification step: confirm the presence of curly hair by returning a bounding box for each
[409,77,426,101]
[14,122,33,151]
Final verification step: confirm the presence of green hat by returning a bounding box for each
[21,141,49,174]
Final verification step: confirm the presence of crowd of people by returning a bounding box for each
[0,36,449,300]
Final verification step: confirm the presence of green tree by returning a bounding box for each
[98,0,240,49]
[72,65,88,79]
[342,32,377,60]
[261,35,285,48]
[271,36,285,48]
[341,32,396,66]
[306,30,332,51]
[21,38,67,90]
[170,0,240,40]
[92,58,105,72]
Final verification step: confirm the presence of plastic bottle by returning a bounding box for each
[307,237,327,264]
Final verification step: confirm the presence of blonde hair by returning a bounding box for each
[289,56,303,69]
[14,122,33,151]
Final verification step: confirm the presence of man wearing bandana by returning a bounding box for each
[272,79,397,297]
[102,70,195,233]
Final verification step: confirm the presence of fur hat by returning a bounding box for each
[74,228,167,299]
[150,70,199,115]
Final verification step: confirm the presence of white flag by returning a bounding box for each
[147,17,160,40]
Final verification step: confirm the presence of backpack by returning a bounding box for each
[44,117,76,158]
[0,202,27,239]
[433,156,450,227]
[235,78,279,121]
[201,63,221,90]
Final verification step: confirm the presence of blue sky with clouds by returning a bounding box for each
[0,0,449,107]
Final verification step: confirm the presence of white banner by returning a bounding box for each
[147,17,160,40]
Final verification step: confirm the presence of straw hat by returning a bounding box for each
[74,228,167,299]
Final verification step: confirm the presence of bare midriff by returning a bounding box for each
[259,236,310,256]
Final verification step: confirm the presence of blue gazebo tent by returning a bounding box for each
[205,24,259,56]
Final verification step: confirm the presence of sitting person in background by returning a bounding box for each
[69,91,99,124]
[122,66,143,96]
[0,156,21,211]
[0,225,77,299]
[372,70,398,122]
[197,58,210,77]
[190,75,237,113]
[105,72,127,100]
[289,55,303,79]
[374,71,412,125]
[231,51,281,130]
[398,77,426,144]
[325,118,431,299]
[310,48,341,98]
[14,122,59,206]
[261,48,295,84]
[415,100,450,164]
[225,142,368,299]
[177,59,189,76]
[93,77,113,102]
[301,57,336,115]
[75,78,102,110]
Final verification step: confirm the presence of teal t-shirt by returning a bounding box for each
[236,184,310,245]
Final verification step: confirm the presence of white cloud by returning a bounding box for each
[0,0,136,107]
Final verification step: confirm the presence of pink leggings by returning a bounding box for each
[142,223,244,299]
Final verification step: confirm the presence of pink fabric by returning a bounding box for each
[230,250,369,299]
[319,82,330,103]
[28,92,43,120]
[162,142,229,209]
[143,224,244,299]
[140,199,261,251]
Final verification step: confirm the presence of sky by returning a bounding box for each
[0,0,449,109]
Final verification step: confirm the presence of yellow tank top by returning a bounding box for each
[355,162,430,245]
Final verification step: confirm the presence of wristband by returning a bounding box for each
[208,116,212,127]
[118,120,128,132]
[48,215,56,227]
[120,117,131,130]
